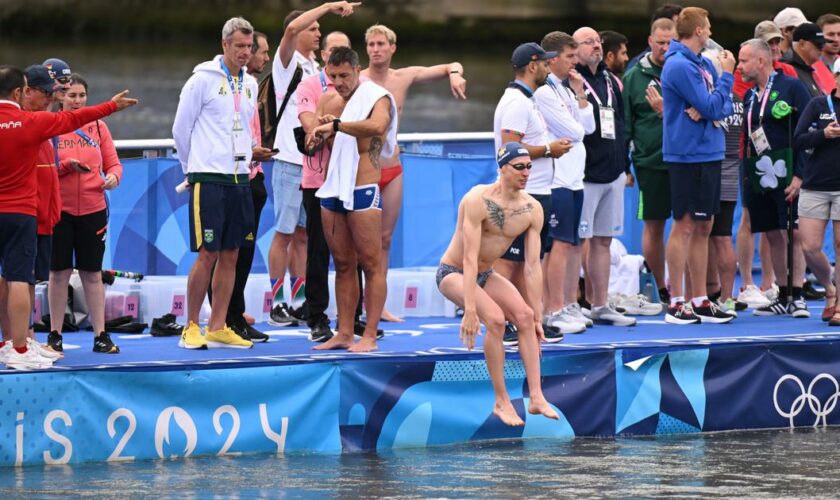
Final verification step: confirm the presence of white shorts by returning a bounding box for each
[579,173,626,239]
[799,188,840,221]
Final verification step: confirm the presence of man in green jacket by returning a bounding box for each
[623,17,676,304]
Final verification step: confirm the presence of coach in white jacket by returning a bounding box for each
[172,17,259,349]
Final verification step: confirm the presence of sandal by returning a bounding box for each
[822,292,837,322]
[829,309,840,327]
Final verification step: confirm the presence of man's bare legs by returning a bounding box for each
[439,273,559,426]
[764,229,805,293]
[586,236,611,307]
[316,209,358,351]
[379,174,404,322]
[187,247,238,331]
[6,281,30,348]
[0,278,9,340]
[545,240,580,312]
[642,220,667,293]
[736,210,776,290]
[347,209,385,352]
[289,227,308,284]
[711,236,737,301]
[798,217,836,299]
[667,215,713,300]
[269,231,294,298]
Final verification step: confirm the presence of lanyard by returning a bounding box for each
[74,129,99,149]
[747,73,775,132]
[319,70,329,93]
[51,136,60,168]
[700,68,714,93]
[828,94,837,122]
[220,61,243,113]
[581,70,613,108]
[509,80,534,98]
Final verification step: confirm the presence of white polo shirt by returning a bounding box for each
[272,50,319,165]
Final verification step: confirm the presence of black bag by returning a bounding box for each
[257,63,304,148]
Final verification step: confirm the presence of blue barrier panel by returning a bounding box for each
[106,142,836,275]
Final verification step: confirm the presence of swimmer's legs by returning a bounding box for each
[379,173,404,323]
[316,209,356,351]
[347,208,385,352]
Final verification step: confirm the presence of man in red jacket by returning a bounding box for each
[0,65,137,370]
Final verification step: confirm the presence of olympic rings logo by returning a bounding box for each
[773,373,840,429]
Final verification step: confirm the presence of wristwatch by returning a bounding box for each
[332,119,341,132]
[544,144,552,157]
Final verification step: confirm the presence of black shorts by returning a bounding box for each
[743,182,795,233]
[547,188,583,247]
[34,234,51,281]
[635,167,671,221]
[502,193,551,262]
[668,161,721,221]
[51,209,108,272]
[0,213,36,283]
[189,182,255,252]
[710,201,737,237]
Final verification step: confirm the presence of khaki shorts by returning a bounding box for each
[799,188,840,221]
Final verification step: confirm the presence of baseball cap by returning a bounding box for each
[42,58,72,82]
[754,20,784,43]
[24,65,57,95]
[833,58,840,75]
[511,42,557,69]
[773,7,809,29]
[496,142,529,168]
[792,23,825,47]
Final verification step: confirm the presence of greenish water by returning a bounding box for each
[3,429,840,497]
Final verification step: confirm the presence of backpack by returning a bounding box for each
[257,63,304,148]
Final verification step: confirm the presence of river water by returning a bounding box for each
[0,40,512,141]
[2,428,839,497]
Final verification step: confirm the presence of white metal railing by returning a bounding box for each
[113,131,494,153]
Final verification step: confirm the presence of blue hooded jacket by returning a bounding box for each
[661,39,734,163]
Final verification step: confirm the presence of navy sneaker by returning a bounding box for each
[502,321,518,346]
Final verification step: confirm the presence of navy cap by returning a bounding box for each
[24,65,56,95]
[511,42,557,69]
[42,58,72,81]
[496,142,529,168]
[792,23,825,46]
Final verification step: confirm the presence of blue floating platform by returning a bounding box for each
[3,309,840,466]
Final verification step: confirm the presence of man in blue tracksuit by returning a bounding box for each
[661,7,735,325]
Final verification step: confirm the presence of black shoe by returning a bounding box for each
[150,314,183,337]
[693,300,735,324]
[503,321,518,346]
[290,303,309,323]
[542,323,564,343]
[665,302,701,325]
[47,330,63,352]
[228,318,252,342]
[244,323,269,343]
[658,287,671,306]
[803,281,825,300]
[93,332,120,354]
[268,303,299,327]
[309,319,334,342]
[353,319,384,340]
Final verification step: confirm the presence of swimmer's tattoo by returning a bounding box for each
[510,203,533,217]
[484,198,505,229]
[369,136,383,170]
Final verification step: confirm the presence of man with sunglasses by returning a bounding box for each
[781,23,828,98]
[436,142,560,427]
[42,58,72,110]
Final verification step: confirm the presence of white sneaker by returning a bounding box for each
[4,346,53,370]
[565,303,593,327]
[591,305,637,326]
[764,284,780,302]
[26,338,62,360]
[738,284,772,308]
[614,294,663,316]
[544,310,586,334]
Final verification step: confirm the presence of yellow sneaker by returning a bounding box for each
[206,325,253,349]
[179,321,208,350]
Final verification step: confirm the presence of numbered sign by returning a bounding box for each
[171,294,185,317]
[263,291,273,313]
[124,295,139,318]
[404,286,418,309]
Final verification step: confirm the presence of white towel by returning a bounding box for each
[316,81,398,210]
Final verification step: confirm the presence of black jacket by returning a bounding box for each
[794,90,840,191]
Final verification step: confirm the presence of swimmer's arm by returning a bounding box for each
[278,2,359,67]
[522,205,544,328]
[401,63,467,99]
[461,195,485,316]
[335,96,392,137]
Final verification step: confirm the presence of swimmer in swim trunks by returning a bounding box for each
[362,23,468,322]
[309,47,396,353]
[437,142,560,427]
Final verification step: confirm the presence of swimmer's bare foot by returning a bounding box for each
[380,309,404,323]
[493,402,525,426]
[348,337,378,353]
[528,398,560,420]
[313,335,354,351]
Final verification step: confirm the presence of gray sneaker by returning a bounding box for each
[591,305,636,326]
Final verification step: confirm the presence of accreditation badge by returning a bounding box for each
[599,107,616,140]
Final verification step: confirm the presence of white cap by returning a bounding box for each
[773,7,808,29]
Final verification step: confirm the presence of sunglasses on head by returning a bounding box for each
[55,76,71,84]
[508,162,533,171]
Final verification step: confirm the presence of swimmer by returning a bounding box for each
[436,142,560,426]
